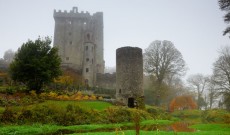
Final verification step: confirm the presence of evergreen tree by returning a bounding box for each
[10,37,62,93]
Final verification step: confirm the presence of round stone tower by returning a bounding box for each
[116,47,144,108]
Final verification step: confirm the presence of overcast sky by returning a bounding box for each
[0,0,229,78]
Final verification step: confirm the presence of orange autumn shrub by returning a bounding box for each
[170,95,197,112]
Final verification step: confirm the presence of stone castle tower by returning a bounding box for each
[116,47,144,108]
[53,7,104,87]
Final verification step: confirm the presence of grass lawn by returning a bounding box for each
[5,100,113,113]
[1,122,229,135]
[0,120,172,135]
[36,100,112,111]
[71,124,230,135]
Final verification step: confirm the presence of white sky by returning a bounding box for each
[0,0,229,78]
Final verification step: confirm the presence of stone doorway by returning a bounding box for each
[128,97,135,108]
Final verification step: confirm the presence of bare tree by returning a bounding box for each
[213,46,230,110]
[187,74,209,109]
[144,40,186,105]
[206,76,219,109]
[3,49,15,63]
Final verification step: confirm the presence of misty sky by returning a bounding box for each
[0,0,229,78]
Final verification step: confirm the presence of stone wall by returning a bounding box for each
[96,73,116,89]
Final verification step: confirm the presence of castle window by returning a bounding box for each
[69,41,72,45]
[86,68,89,72]
[86,58,89,62]
[69,32,72,36]
[92,47,93,52]
[92,59,93,64]
[85,46,88,50]
[66,57,69,61]
[119,89,121,94]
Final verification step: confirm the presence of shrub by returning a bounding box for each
[98,96,103,100]
[29,90,37,98]
[21,96,33,105]
[0,97,7,106]
[48,92,58,99]
[8,99,19,106]
[0,107,16,123]
[18,109,33,124]
[5,87,16,94]
[104,107,152,123]
[201,109,230,123]
[147,106,171,120]
[223,113,230,124]
[172,110,201,121]
[39,92,48,100]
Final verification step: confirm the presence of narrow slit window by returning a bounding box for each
[86,68,89,72]
[87,33,90,40]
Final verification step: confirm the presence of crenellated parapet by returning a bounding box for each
[53,7,102,21]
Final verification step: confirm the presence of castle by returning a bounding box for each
[53,7,144,107]
[53,7,104,87]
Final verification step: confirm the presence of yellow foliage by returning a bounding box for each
[98,96,103,100]
[90,95,97,100]
[48,92,58,98]
[39,93,47,99]
[57,95,69,100]
[54,75,74,85]
[83,95,89,100]
[63,95,69,100]
[75,96,82,100]
[76,91,82,96]
[30,90,37,97]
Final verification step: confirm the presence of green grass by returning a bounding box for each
[7,100,112,112]
[141,119,173,125]
[71,124,230,135]
[36,100,112,111]
[1,119,230,135]
[190,124,230,131]
[71,130,230,135]
[0,120,173,135]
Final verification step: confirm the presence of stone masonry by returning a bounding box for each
[53,7,104,87]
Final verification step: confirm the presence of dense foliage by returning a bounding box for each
[219,0,230,36]
[9,37,62,93]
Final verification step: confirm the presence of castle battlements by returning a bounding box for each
[54,7,102,20]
